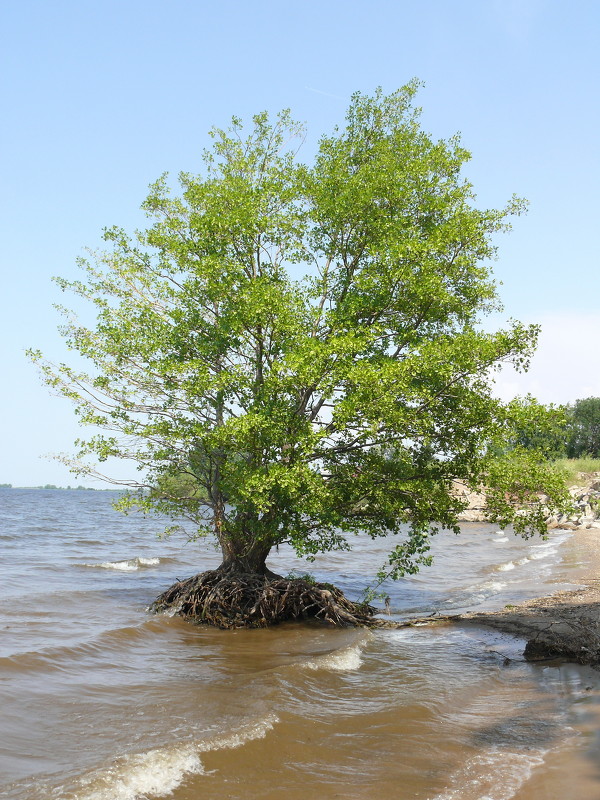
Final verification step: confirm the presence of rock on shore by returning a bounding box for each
[454,473,600,530]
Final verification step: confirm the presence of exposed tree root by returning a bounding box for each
[150,570,376,628]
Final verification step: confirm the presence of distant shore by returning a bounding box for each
[0,484,109,490]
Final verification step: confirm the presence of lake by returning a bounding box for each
[1,489,600,799]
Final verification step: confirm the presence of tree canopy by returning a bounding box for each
[31,83,569,582]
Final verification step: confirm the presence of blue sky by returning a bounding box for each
[1,0,599,486]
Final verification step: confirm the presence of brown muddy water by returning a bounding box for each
[1,489,600,800]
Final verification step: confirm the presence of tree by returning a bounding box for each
[31,84,569,623]
[566,397,600,458]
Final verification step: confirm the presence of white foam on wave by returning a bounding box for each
[493,536,509,543]
[99,560,138,572]
[471,579,506,598]
[497,561,515,572]
[430,747,546,800]
[485,579,506,591]
[76,744,203,800]
[196,714,278,752]
[303,641,364,672]
[439,579,508,611]
[82,557,161,572]
[528,532,570,562]
[68,714,278,800]
[461,581,506,605]
[529,547,557,561]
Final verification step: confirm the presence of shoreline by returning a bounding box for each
[383,526,600,667]
[461,525,600,666]
[460,582,600,667]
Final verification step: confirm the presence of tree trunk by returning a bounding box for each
[218,536,280,579]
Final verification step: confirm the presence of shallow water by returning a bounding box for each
[1,489,600,799]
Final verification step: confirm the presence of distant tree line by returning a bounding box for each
[509,397,600,460]
[563,397,600,458]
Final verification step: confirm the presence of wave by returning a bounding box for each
[496,556,534,571]
[59,714,278,800]
[528,531,571,561]
[0,617,173,674]
[433,579,508,612]
[301,641,365,672]
[529,546,559,561]
[497,561,515,572]
[401,528,573,617]
[78,557,170,572]
[396,576,510,617]
[75,745,204,800]
[493,532,571,574]
[430,747,547,800]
